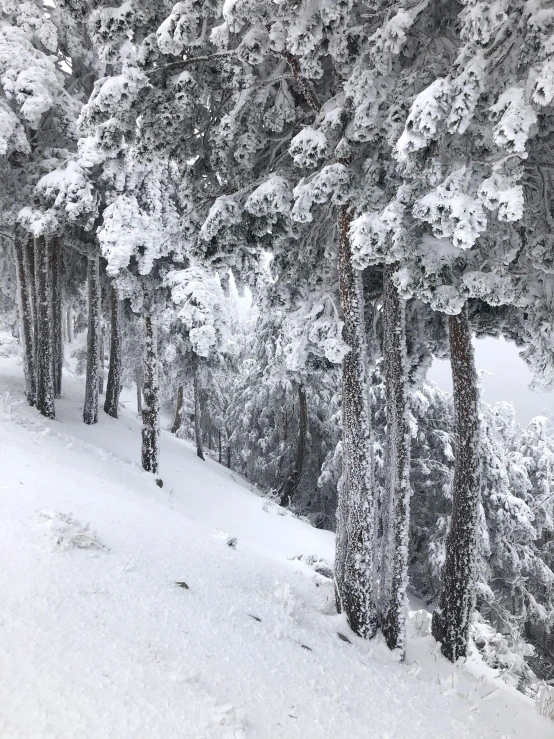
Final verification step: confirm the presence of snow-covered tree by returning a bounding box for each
[0,1,87,417]
[165,265,229,460]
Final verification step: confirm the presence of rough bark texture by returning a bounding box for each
[278,383,308,507]
[141,314,160,474]
[51,236,63,399]
[66,307,73,343]
[193,353,205,461]
[334,204,378,639]
[282,51,320,112]
[26,235,37,346]
[34,235,55,419]
[171,385,184,434]
[381,265,412,656]
[104,286,122,418]
[431,306,481,662]
[98,324,105,395]
[83,254,101,425]
[14,232,36,406]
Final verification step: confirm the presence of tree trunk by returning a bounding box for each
[13,232,36,406]
[98,322,105,395]
[83,254,101,425]
[26,235,37,344]
[334,204,378,639]
[141,314,160,474]
[227,445,231,469]
[136,378,143,415]
[51,236,63,399]
[34,235,55,419]
[171,385,184,434]
[104,285,122,418]
[193,353,205,460]
[218,430,222,464]
[278,383,308,507]
[380,264,412,656]
[66,307,73,343]
[431,305,481,662]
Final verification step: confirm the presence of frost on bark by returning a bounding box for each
[51,236,63,399]
[381,264,412,656]
[141,314,160,474]
[278,383,307,507]
[66,307,73,343]
[14,231,36,406]
[136,376,143,415]
[83,254,101,425]
[431,305,481,662]
[104,285,122,418]
[98,322,105,395]
[34,235,55,419]
[335,204,378,639]
[171,385,184,434]
[192,352,205,461]
[26,235,37,344]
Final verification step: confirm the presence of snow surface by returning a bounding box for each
[0,343,552,738]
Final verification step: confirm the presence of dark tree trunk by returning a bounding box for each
[104,285,122,418]
[51,236,63,399]
[136,372,143,415]
[66,307,73,343]
[83,254,101,425]
[34,235,55,419]
[334,204,377,639]
[141,314,160,474]
[14,231,36,405]
[431,305,480,662]
[218,430,222,464]
[98,323,105,395]
[227,445,231,469]
[278,383,308,507]
[193,353,205,460]
[171,385,184,434]
[381,264,412,656]
[26,235,37,345]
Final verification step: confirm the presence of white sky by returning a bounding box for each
[428,336,553,425]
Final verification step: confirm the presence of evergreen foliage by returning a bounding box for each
[2,0,554,686]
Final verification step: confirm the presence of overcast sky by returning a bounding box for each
[428,337,553,426]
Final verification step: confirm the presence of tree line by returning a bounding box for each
[1,0,554,684]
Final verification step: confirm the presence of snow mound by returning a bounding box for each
[39,510,107,550]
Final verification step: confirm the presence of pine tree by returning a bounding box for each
[51,235,63,399]
[380,264,411,655]
[277,382,307,507]
[104,281,122,418]
[0,2,87,414]
[13,229,36,405]
[141,312,160,474]
[34,234,55,419]
[430,308,481,661]
[191,351,204,461]
[83,251,100,425]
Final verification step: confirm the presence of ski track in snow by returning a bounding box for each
[0,354,551,739]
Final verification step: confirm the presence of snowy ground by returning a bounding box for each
[0,343,552,738]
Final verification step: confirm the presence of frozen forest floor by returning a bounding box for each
[0,345,552,738]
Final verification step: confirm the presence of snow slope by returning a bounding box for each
[0,347,552,739]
